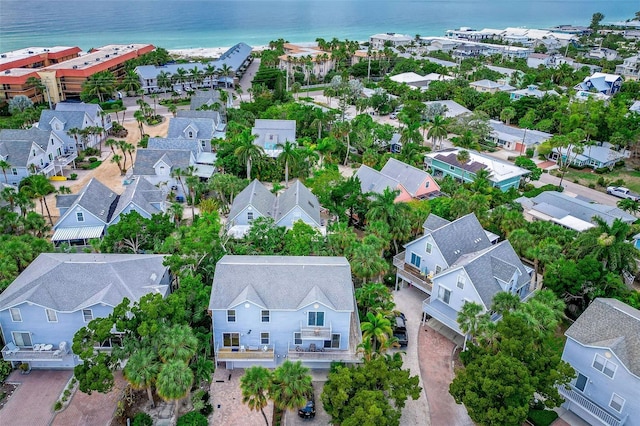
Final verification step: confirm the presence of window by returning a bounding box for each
[435,265,442,274]
[294,332,302,345]
[324,334,340,349]
[12,168,17,175]
[227,309,236,322]
[438,287,451,305]
[261,332,270,345]
[410,252,421,268]
[12,331,32,347]
[449,165,455,171]
[574,373,588,392]
[82,309,93,322]
[247,211,254,221]
[48,153,53,161]
[593,354,617,378]
[425,243,432,254]
[425,181,430,188]
[223,332,240,347]
[45,308,58,323]
[10,307,22,322]
[76,212,84,222]
[261,310,270,322]
[201,141,206,149]
[457,275,465,289]
[188,131,193,138]
[609,393,625,412]
[308,311,325,327]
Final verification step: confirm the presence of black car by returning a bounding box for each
[393,313,408,347]
[298,393,316,419]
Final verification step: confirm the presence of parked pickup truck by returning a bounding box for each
[606,186,640,201]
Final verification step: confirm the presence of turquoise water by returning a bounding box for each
[0,0,637,51]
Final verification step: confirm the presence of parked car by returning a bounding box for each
[606,186,640,201]
[389,113,397,119]
[393,313,408,347]
[298,393,316,419]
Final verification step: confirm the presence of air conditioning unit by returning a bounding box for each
[95,58,100,62]
[72,65,78,69]
[105,54,110,58]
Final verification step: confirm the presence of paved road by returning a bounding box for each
[536,171,621,206]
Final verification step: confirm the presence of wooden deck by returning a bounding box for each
[216,347,275,360]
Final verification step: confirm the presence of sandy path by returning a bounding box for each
[40,113,170,220]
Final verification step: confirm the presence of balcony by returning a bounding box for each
[215,344,276,361]
[422,296,463,335]
[299,321,332,340]
[559,386,627,426]
[2,344,68,362]
[394,251,433,294]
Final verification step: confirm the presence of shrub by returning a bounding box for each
[594,167,609,174]
[527,409,558,426]
[54,401,63,411]
[69,173,78,180]
[176,411,208,426]
[132,412,153,426]
[88,157,98,163]
[83,147,100,156]
[522,184,562,198]
[525,148,535,158]
[588,183,595,189]
[0,360,12,384]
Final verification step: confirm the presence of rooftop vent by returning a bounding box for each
[27,50,34,54]
[96,58,100,62]
[84,62,89,65]
[150,272,157,281]
[4,70,10,74]
[0,54,6,58]
[72,65,78,69]
[105,54,110,58]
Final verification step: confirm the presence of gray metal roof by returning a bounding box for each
[489,120,552,146]
[426,213,492,265]
[528,191,635,226]
[167,117,216,140]
[52,225,105,242]
[112,176,164,221]
[565,298,640,376]
[251,119,296,149]
[355,165,400,196]
[189,91,222,111]
[38,110,87,132]
[54,178,119,225]
[227,179,276,223]
[447,240,530,307]
[177,109,221,124]
[0,253,169,312]
[132,148,193,176]
[423,100,471,118]
[147,137,201,158]
[380,158,431,197]
[54,102,101,119]
[274,180,321,226]
[209,255,354,311]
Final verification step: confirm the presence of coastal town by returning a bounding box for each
[0,10,640,426]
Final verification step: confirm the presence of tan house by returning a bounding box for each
[278,43,335,80]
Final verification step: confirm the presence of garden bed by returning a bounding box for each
[0,382,18,409]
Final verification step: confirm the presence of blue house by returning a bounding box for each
[208,255,362,369]
[0,253,170,369]
[574,72,623,96]
[251,119,296,158]
[53,176,165,245]
[425,148,530,192]
[394,213,534,335]
[560,298,640,426]
[226,179,324,237]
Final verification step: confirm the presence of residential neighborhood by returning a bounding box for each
[2,8,640,426]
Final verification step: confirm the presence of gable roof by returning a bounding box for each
[415,213,492,265]
[54,102,101,119]
[111,176,164,221]
[189,91,222,111]
[490,120,552,146]
[565,298,640,377]
[423,214,451,232]
[274,180,321,226]
[427,148,530,182]
[38,110,87,132]
[355,165,401,196]
[423,100,471,118]
[380,158,434,197]
[167,117,216,140]
[55,178,119,226]
[227,179,276,222]
[132,148,193,175]
[209,256,354,311]
[0,253,169,312]
[446,241,529,307]
[147,137,201,158]
[0,128,53,166]
[251,119,296,149]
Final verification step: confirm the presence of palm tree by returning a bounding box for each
[20,174,55,225]
[157,71,172,93]
[617,198,640,215]
[574,217,638,275]
[158,324,198,362]
[120,70,142,95]
[168,202,184,224]
[277,141,300,187]
[500,107,516,126]
[67,127,83,153]
[111,154,124,174]
[457,302,483,350]
[174,68,189,91]
[427,115,449,150]
[268,361,312,416]
[241,366,272,426]
[360,312,394,353]
[155,359,194,406]
[25,76,46,105]
[219,64,233,88]
[234,129,263,180]
[123,347,160,407]
[0,159,11,183]
[456,150,471,183]
[133,110,145,138]
[204,64,218,88]
[189,66,204,89]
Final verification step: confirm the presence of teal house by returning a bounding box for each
[425,148,529,192]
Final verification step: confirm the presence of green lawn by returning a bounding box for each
[559,167,640,193]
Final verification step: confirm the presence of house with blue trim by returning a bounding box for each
[425,148,529,191]
[251,119,296,158]
[0,253,170,369]
[559,298,640,426]
[209,255,362,369]
[575,72,623,96]
[394,213,534,336]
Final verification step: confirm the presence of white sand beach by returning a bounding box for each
[168,45,268,59]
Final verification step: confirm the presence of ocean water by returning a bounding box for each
[0,0,638,51]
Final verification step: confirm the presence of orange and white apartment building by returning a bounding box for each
[1,44,154,104]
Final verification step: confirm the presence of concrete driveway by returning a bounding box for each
[284,374,331,426]
[2,369,72,426]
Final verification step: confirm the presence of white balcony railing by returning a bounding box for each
[559,386,627,426]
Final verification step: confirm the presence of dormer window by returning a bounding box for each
[188,131,193,138]
[457,275,465,289]
[32,149,36,157]
[76,212,84,222]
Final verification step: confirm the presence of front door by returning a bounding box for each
[222,332,240,347]
[12,331,32,347]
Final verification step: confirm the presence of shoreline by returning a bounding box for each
[168,45,269,59]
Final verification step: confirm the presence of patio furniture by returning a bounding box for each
[43,344,53,351]
[5,342,19,355]
[240,345,246,352]
[309,343,317,352]
[33,344,42,351]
